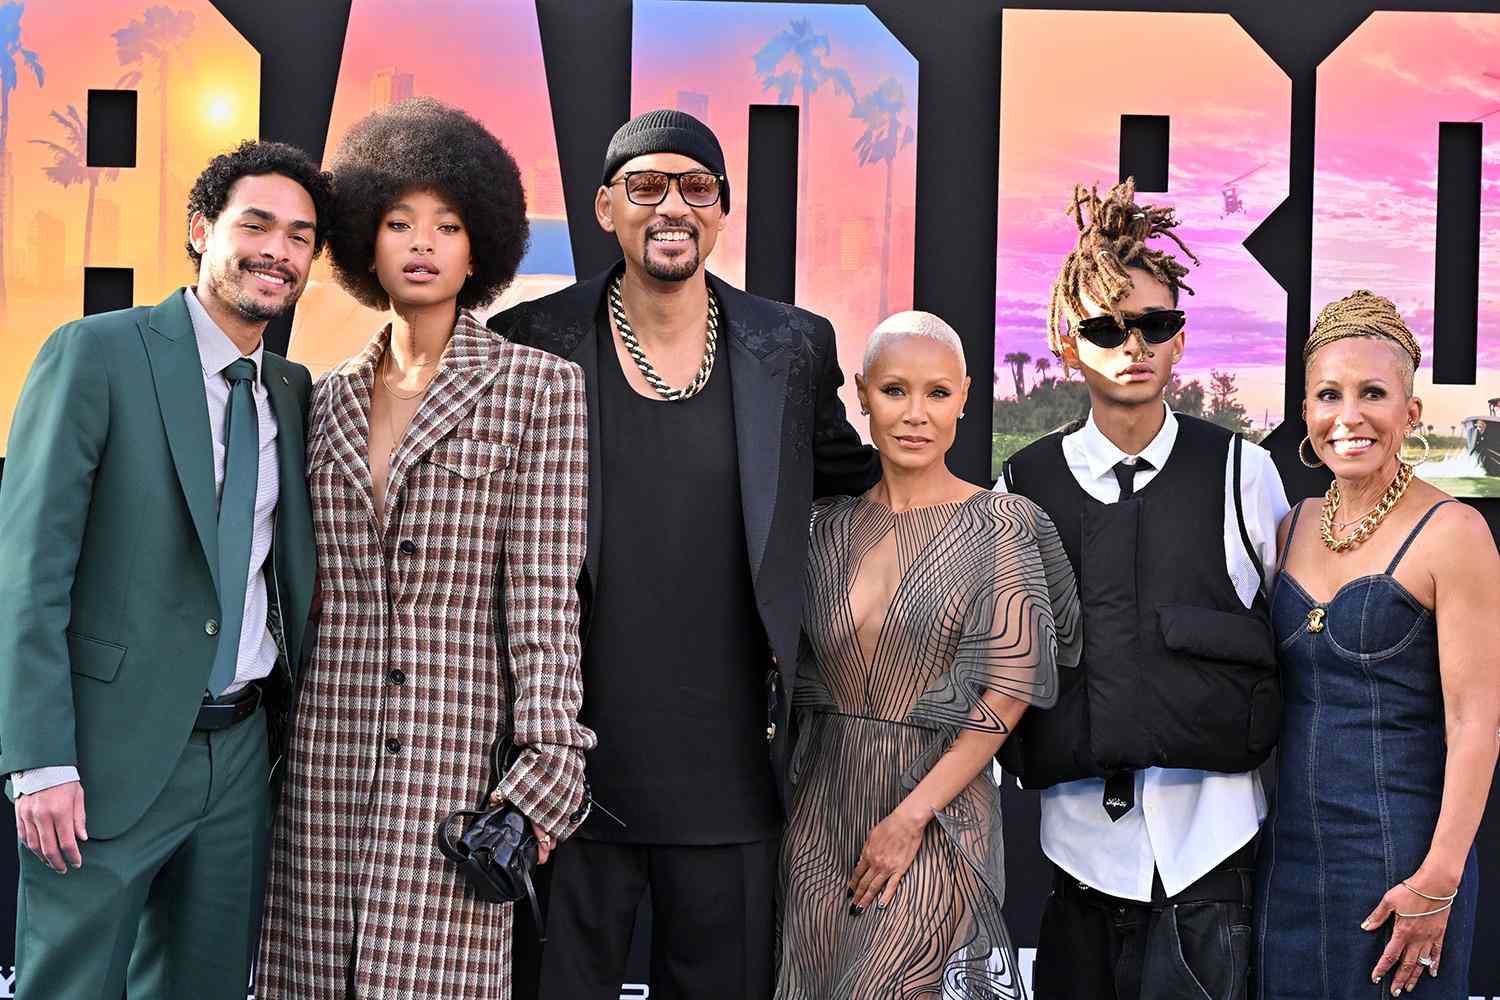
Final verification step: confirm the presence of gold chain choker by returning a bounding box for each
[1319,461,1414,553]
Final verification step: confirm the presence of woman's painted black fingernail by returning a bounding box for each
[849,904,864,916]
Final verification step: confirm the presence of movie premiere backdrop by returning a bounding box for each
[0,0,1497,997]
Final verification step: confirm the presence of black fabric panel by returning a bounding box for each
[1434,121,1481,385]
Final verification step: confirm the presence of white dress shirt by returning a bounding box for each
[12,289,281,797]
[996,404,1290,900]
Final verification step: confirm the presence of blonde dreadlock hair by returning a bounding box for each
[1046,178,1200,368]
[1304,290,1420,395]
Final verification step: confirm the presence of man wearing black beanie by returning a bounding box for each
[492,109,877,1000]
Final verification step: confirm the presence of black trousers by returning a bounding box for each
[1033,843,1255,1000]
[529,836,776,1000]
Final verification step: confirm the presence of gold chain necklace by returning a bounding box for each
[1319,461,1414,553]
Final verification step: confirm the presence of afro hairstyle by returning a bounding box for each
[327,97,530,310]
[184,139,335,266]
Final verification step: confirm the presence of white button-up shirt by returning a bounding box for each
[12,289,281,797]
[996,404,1290,900]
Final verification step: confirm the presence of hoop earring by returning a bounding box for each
[1299,435,1324,469]
[1403,432,1431,466]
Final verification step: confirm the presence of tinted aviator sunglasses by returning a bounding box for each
[611,170,724,208]
[1072,309,1186,349]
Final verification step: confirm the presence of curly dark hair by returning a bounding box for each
[184,139,335,266]
[326,98,530,310]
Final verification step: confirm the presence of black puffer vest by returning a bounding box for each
[998,414,1280,787]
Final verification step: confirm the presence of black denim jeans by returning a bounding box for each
[1032,846,1254,1000]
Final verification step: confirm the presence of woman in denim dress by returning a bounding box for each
[1255,291,1500,999]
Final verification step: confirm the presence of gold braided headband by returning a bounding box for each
[1304,289,1421,368]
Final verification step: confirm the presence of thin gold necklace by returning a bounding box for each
[1330,497,1383,529]
[378,353,435,460]
[381,351,438,400]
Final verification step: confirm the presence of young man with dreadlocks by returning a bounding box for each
[996,179,1290,999]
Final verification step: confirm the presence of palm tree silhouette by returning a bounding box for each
[851,78,913,319]
[32,105,120,267]
[1,1,45,326]
[114,5,194,289]
[753,19,854,218]
[1034,355,1052,383]
[1003,351,1031,399]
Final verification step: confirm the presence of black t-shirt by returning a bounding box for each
[579,308,781,844]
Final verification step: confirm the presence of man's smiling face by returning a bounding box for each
[191,172,318,322]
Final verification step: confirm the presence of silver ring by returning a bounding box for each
[1418,955,1434,967]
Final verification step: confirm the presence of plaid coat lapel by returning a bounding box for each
[383,314,499,531]
[320,331,383,529]
[318,314,501,536]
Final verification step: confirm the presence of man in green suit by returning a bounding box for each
[0,140,330,998]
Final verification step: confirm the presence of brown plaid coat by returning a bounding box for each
[256,313,595,999]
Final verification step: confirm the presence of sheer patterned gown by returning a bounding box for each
[777,490,1081,1000]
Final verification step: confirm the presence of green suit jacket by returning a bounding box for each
[0,290,315,839]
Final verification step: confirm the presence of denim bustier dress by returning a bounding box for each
[1255,500,1477,999]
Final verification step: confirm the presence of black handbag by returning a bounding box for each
[436,741,548,937]
[434,541,614,939]
[436,535,548,930]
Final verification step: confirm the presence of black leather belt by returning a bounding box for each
[194,682,263,731]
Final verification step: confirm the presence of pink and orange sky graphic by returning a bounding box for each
[1312,11,1500,441]
[3,2,1494,490]
[995,9,1291,436]
[0,0,259,452]
[633,1,919,437]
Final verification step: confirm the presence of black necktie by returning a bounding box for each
[1103,457,1151,821]
[1112,457,1151,500]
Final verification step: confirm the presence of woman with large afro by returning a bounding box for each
[256,97,596,999]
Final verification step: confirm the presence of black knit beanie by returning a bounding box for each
[600,109,730,213]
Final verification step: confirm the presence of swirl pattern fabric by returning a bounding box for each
[777,490,1080,999]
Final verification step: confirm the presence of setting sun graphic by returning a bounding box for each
[205,93,235,127]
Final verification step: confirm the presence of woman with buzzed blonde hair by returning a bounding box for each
[1255,291,1500,1000]
[775,311,1080,998]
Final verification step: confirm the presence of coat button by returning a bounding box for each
[766,723,777,741]
[388,668,406,685]
[398,540,416,555]
[385,737,401,753]
[205,619,219,636]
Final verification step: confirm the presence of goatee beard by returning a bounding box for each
[641,223,703,282]
[642,247,701,282]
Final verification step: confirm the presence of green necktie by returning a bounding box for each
[207,357,259,696]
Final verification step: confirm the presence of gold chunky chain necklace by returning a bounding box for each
[609,273,719,401]
[1319,461,1414,553]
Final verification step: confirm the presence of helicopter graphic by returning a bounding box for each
[1469,70,1500,122]
[1220,164,1268,217]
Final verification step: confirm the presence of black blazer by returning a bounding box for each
[490,263,878,804]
